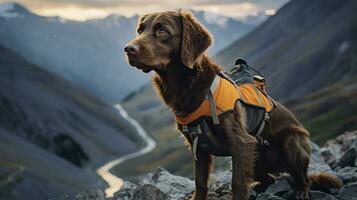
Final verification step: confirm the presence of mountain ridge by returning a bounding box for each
[0,43,143,200]
[0,2,255,103]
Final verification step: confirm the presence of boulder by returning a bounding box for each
[139,167,194,200]
[132,184,169,200]
[265,177,292,195]
[256,193,285,200]
[336,182,357,200]
[75,189,105,200]
[113,181,137,200]
[320,131,357,169]
[277,190,337,200]
[336,167,357,184]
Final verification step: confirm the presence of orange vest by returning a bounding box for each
[175,76,273,125]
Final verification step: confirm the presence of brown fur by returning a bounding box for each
[309,173,343,193]
[124,10,342,200]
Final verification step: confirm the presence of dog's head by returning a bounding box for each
[124,10,213,73]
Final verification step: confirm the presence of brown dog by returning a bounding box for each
[124,10,341,200]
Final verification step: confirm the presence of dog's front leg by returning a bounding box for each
[191,148,212,200]
[222,113,257,200]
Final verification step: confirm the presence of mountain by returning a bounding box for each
[192,11,255,54]
[216,0,357,100]
[111,0,357,180]
[0,2,255,103]
[0,44,143,200]
[285,77,357,144]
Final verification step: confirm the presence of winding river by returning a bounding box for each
[96,104,156,197]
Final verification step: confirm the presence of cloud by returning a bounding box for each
[0,0,288,8]
[0,0,289,20]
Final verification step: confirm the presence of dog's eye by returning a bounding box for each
[156,28,169,37]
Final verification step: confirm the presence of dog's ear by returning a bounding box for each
[180,11,213,69]
[139,14,148,22]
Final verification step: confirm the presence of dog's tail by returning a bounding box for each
[309,172,343,193]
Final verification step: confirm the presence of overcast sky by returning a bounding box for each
[0,0,289,21]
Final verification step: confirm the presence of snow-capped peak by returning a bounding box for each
[0,2,19,19]
[203,11,229,28]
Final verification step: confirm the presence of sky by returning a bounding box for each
[0,0,289,21]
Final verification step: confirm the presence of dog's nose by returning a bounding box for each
[124,44,139,55]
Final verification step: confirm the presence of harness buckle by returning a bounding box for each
[182,125,202,161]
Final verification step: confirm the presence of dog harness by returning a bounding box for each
[176,59,275,159]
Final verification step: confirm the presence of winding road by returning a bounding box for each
[96,104,156,197]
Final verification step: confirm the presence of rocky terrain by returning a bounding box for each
[61,130,357,200]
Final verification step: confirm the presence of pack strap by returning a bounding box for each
[255,112,270,146]
[207,90,220,125]
[182,124,203,160]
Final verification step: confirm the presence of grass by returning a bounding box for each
[287,77,357,144]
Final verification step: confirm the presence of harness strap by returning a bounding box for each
[255,112,270,146]
[205,124,226,150]
[192,136,199,160]
[183,124,203,160]
[210,75,220,94]
[207,90,220,125]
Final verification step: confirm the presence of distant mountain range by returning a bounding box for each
[0,2,256,103]
[114,0,357,179]
[0,44,143,200]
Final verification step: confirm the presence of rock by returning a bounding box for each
[140,167,194,200]
[309,142,335,175]
[75,189,105,200]
[309,191,337,200]
[265,177,292,195]
[210,170,232,192]
[277,190,337,200]
[320,131,357,169]
[256,193,285,200]
[113,181,137,200]
[336,182,357,200]
[310,142,326,164]
[132,184,169,200]
[70,131,357,200]
[336,167,357,184]
[308,162,334,175]
[339,147,357,168]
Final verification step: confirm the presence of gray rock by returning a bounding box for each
[75,189,105,200]
[320,131,357,169]
[309,191,337,200]
[310,142,326,164]
[336,182,357,200]
[339,147,357,168]
[140,167,194,200]
[308,162,334,175]
[132,184,169,200]
[256,193,285,200]
[277,190,337,200]
[337,167,357,184]
[210,170,232,191]
[113,181,137,200]
[309,142,336,180]
[265,177,292,195]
